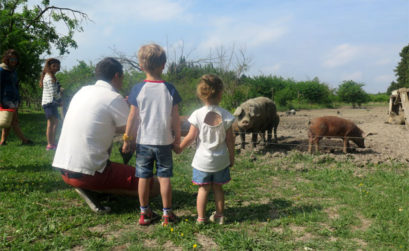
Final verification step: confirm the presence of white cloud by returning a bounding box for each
[258,63,282,75]
[342,71,363,81]
[323,43,360,68]
[199,17,289,51]
[86,0,190,23]
[374,74,395,84]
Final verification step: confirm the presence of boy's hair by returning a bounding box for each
[39,58,60,88]
[138,43,166,74]
[197,74,224,105]
[95,57,123,82]
[1,49,19,67]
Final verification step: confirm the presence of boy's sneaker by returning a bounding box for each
[209,211,225,225]
[139,209,159,226]
[161,211,178,226]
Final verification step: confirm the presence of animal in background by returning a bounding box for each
[308,116,366,153]
[180,116,191,137]
[233,97,279,149]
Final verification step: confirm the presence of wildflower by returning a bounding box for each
[193,244,197,249]
[185,219,188,222]
[359,183,363,187]
[399,208,403,212]
[170,228,174,232]
[180,233,184,237]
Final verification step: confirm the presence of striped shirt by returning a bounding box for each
[41,73,61,106]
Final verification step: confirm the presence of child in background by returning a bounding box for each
[176,74,235,224]
[122,43,182,226]
[40,58,61,150]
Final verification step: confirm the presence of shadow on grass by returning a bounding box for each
[225,198,322,222]
[77,189,196,215]
[0,163,56,172]
[0,165,69,193]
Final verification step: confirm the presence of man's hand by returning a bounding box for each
[122,141,131,153]
[172,143,182,154]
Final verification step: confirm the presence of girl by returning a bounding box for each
[0,49,33,145]
[40,58,61,150]
[177,74,235,224]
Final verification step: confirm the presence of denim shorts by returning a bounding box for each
[135,144,173,178]
[43,103,60,119]
[192,167,231,185]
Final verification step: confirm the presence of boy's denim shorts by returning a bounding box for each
[135,144,173,178]
[192,167,231,185]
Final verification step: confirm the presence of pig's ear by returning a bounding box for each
[233,107,243,117]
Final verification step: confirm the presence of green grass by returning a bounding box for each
[1,111,408,250]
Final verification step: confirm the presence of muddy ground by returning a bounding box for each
[237,105,409,165]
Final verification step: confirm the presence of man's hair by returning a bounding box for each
[1,49,19,67]
[138,43,166,74]
[197,74,224,105]
[95,57,123,82]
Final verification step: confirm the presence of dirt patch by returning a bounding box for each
[324,206,340,220]
[144,239,160,249]
[291,225,315,241]
[195,233,218,250]
[163,240,183,251]
[238,106,409,164]
[352,214,372,232]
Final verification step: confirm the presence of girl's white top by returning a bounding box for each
[41,73,61,105]
[188,105,235,172]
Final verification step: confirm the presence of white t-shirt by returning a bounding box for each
[52,80,130,175]
[128,80,181,145]
[188,105,235,172]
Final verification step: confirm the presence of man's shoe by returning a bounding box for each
[162,211,178,226]
[75,188,111,214]
[139,209,159,226]
[209,211,225,225]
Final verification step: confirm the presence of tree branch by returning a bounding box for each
[24,5,89,30]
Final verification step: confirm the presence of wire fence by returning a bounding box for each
[234,131,370,151]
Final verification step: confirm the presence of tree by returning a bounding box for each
[387,44,409,94]
[0,0,88,92]
[337,80,370,108]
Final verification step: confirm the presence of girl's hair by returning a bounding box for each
[138,43,166,74]
[197,74,224,105]
[39,58,60,88]
[1,49,19,67]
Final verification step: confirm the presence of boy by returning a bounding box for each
[122,43,181,226]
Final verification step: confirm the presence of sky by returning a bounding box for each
[39,0,408,93]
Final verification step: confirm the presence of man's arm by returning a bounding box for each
[122,105,139,153]
[115,125,126,134]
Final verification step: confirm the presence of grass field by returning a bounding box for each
[1,111,409,250]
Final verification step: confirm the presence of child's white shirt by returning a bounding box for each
[188,105,235,172]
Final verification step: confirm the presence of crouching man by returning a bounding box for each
[52,58,159,213]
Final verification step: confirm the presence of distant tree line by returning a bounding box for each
[387,44,409,94]
[52,57,385,116]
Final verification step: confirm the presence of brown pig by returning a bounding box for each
[308,116,365,153]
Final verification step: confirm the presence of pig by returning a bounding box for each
[233,97,279,149]
[180,116,191,137]
[308,116,366,154]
